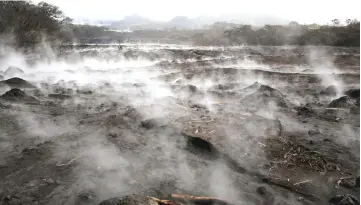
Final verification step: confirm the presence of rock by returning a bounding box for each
[295,106,316,117]
[183,73,194,80]
[45,178,55,184]
[4,66,24,78]
[185,84,197,93]
[328,96,355,108]
[0,75,3,80]
[98,194,156,205]
[77,190,97,203]
[255,186,275,205]
[308,128,322,135]
[241,85,288,108]
[256,186,267,195]
[140,119,157,129]
[48,94,71,100]
[189,103,208,111]
[329,194,359,205]
[321,85,337,96]
[345,88,360,99]
[0,77,36,89]
[0,88,39,103]
[340,177,357,189]
[77,89,93,95]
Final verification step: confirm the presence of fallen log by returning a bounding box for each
[262,177,319,201]
[170,194,233,205]
[148,196,183,205]
[148,194,234,205]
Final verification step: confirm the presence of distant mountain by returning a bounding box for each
[107,14,290,30]
[110,14,158,29]
[166,16,194,29]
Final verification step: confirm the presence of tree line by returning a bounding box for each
[220,20,360,46]
[0,1,359,48]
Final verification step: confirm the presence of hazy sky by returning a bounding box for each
[33,0,360,24]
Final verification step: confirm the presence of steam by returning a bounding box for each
[0,42,358,205]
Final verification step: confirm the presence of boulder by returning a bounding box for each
[308,128,322,135]
[140,119,158,129]
[0,77,36,89]
[328,96,355,108]
[321,85,337,96]
[4,66,24,78]
[98,194,157,205]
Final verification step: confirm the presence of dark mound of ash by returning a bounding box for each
[241,85,288,108]
[0,77,36,89]
[328,96,356,108]
[320,85,337,96]
[4,66,24,78]
[98,194,154,205]
[0,88,39,103]
[345,88,360,99]
[241,82,262,93]
[48,93,72,100]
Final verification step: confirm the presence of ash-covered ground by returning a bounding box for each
[0,45,359,205]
